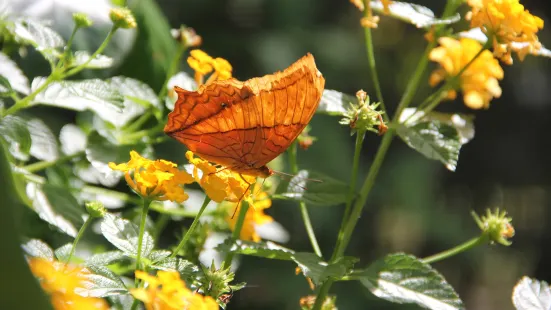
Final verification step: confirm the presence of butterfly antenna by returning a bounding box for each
[271,170,323,183]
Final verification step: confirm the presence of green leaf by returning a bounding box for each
[359,253,464,310]
[31,78,125,122]
[54,243,72,262]
[81,265,128,297]
[26,182,86,237]
[59,124,87,156]
[100,213,154,259]
[147,250,172,263]
[0,51,30,94]
[150,257,201,285]
[21,239,54,260]
[73,51,114,69]
[397,121,462,171]
[107,76,161,127]
[279,170,351,206]
[165,72,197,110]
[217,240,355,285]
[317,89,355,116]
[13,18,64,62]
[27,118,59,161]
[85,251,128,267]
[400,108,475,145]
[0,115,32,161]
[512,277,551,310]
[371,1,460,28]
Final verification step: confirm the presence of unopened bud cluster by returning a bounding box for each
[339,90,387,136]
[171,25,202,48]
[472,208,515,246]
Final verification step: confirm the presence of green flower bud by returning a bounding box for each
[340,89,387,136]
[109,7,137,29]
[472,208,515,246]
[73,13,93,28]
[85,201,107,218]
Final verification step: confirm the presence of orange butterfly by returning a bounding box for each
[164,53,325,178]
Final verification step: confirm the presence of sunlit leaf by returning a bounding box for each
[107,76,161,127]
[31,78,124,122]
[79,265,127,297]
[512,277,551,310]
[279,170,351,206]
[371,1,460,28]
[0,115,32,161]
[59,124,87,156]
[400,108,475,145]
[21,239,54,260]
[147,250,171,263]
[85,251,128,267]
[73,51,114,69]
[150,257,201,285]
[397,121,462,171]
[317,89,355,116]
[166,71,196,110]
[359,253,464,310]
[26,182,85,237]
[28,118,59,161]
[100,213,154,258]
[54,243,72,262]
[13,18,64,62]
[0,51,30,94]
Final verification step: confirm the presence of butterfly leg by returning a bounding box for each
[230,174,255,219]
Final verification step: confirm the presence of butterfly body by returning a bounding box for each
[164,53,325,178]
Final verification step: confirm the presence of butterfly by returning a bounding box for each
[164,53,325,178]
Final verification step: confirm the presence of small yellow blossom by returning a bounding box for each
[109,151,194,203]
[429,37,504,109]
[212,58,233,80]
[131,270,218,310]
[188,50,213,75]
[381,0,392,14]
[29,258,109,310]
[186,151,255,203]
[187,49,233,85]
[299,295,337,310]
[225,183,273,242]
[466,0,544,64]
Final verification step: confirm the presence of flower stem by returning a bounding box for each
[170,196,211,258]
[57,26,79,71]
[363,20,387,121]
[223,200,250,268]
[3,74,58,116]
[66,216,92,264]
[422,234,488,264]
[22,152,83,173]
[158,44,186,99]
[289,142,322,257]
[135,199,151,271]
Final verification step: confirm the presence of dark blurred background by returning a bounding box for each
[10,0,551,309]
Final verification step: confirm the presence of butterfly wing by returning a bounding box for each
[164,53,325,172]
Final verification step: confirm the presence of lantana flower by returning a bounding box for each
[186,151,256,203]
[466,0,544,64]
[187,49,233,85]
[225,183,273,242]
[131,270,218,310]
[109,151,194,203]
[28,258,109,310]
[429,37,504,109]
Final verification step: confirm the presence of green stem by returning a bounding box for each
[123,111,152,133]
[289,142,322,257]
[170,196,211,258]
[422,234,488,264]
[223,200,250,267]
[57,26,79,71]
[122,123,165,143]
[66,216,92,264]
[22,152,83,173]
[364,24,387,121]
[4,74,58,116]
[135,199,151,271]
[158,44,186,99]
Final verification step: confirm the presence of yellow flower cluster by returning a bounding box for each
[131,270,218,310]
[429,37,504,109]
[187,49,233,85]
[226,183,273,242]
[186,151,256,203]
[29,258,109,310]
[351,0,393,28]
[466,0,544,64]
[109,151,194,203]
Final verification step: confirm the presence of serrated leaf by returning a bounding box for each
[28,118,59,161]
[0,115,32,161]
[360,253,464,310]
[59,124,87,156]
[85,251,128,267]
[54,243,72,262]
[371,1,460,28]
[79,265,127,298]
[512,277,551,310]
[106,76,161,127]
[317,89,355,116]
[400,108,475,145]
[13,18,64,62]
[0,51,30,94]
[31,78,124,122]
[73,51,114,69]
[397,121,461,171]
[279,170,351,206]
[150,257,201,285]
[21,239,54,260]
[100,213,154,258]
[147,250,172,263]
[26,182,85,237]
[85,132,153,185]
